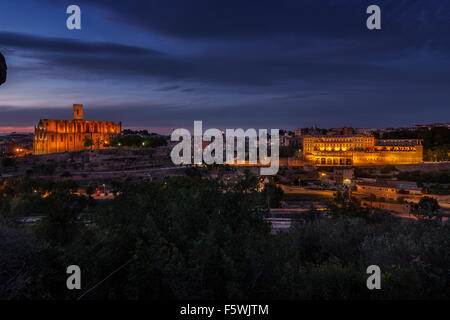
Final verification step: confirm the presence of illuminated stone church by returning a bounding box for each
[33,104,121,155]
[302,135,422,166]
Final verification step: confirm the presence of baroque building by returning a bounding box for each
[302,134,422,166]
[33,104,121,155]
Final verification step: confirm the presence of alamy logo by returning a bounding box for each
[66,5,81,30]
[66,265,81,290]
[366,5,381,30]
[366,265,381,290]
[170,121,279,175]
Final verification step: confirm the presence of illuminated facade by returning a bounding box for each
[33,104,121,155]
[303,135,422,166]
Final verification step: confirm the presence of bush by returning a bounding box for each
[1,157,14,167]
[60,171,72,177]
[2,176,450,299]
[32,164,56,175]
[380,165,398,174]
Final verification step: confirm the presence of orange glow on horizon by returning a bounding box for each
[0,126,34,134]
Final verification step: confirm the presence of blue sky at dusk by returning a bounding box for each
[0,0,449,133]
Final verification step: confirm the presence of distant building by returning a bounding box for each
[33,104,121,155]
[0,141,6,155]
[355,128,377,135]
[0,133,33,156]
[340,127,355,136]
[326,130,339,136]
[279,134,302,149]
[412,123,450,130]
[302,134,422,166]
[356,180,421,200]
[290,136,302,149]
[279,134,292,147]
[295,127,323,136]
[334,167,354,185]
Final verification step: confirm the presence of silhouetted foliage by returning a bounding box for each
[1,157,14,167]
[0,51,7,86]
[396,170,450,184]
[110,134,167,148]
[383,127,450,161]
[0,176,450,299]
[410,196,442,221]
[262,182,284,208]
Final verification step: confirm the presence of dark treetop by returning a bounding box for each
[0,52,6,86]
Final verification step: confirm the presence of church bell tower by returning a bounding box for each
[73,104,83,120]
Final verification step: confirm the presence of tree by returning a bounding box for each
[0,51,6,86]
[0,224,64,299]
[410,196,442,221]
[56,176,272,299]
[2,175,450,299]
[1,157,14,167]
[34,192,88,245]
[262,182,284,208]
[86,186,94,196]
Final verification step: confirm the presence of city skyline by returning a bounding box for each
[1,0,450,133]
[1,1,450,304]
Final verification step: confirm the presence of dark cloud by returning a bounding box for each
[24,43,450,91]
[3,30,449,90]
[0,31,161,56]
[44,0,450,48]
[156,85,181,91]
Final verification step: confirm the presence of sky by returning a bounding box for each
[0,0,449,134]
